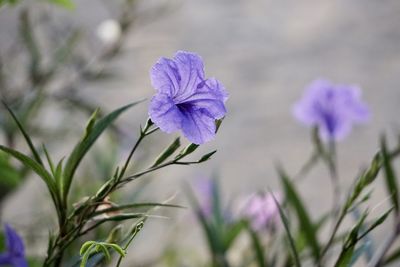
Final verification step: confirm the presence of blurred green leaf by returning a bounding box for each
[223,221,245,249]
[383,247,400,266]
[0,0,20,6]
[335,208,391,267]
[20,10,43,84]
[279,169,320,264]
[0,145,56,194]
[247,225,266,267]
[334,211,368,267]
[48,0,75,9]
[0,151,22,196]
[184,183,227,265]
[271,190,301,267]
[381,136,399,214]
[344,152,381,212]
[351,208,374,262]
[105,225,123,244]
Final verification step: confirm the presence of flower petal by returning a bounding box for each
[180,107,216,144]
[5,224,24,256]
[11,256,28,267]
[150,57,181,96]
[183,78,228,119]
[341,86,370,122]
[149,93,182,133]
[0,253,11,264]
[172,51,205,102]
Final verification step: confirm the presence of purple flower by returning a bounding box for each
[149,51,228,144]
[241,192,281,231]
[0,224,28,267]
[293,79,369,141]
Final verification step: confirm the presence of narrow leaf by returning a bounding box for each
[0,145,56,194]
[198,150,217,163]
[381,137,399,213]
[63,101,142,200]
[247,226,267,267]
[279,169,320,263]
[3,102,43,165]
[151,137,181,167]
[271,190,301,267]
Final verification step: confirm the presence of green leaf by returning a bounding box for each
[97,245,111,261]
[176,143,199,159]
[270,190,301,267]
[80,243,96,267]
[83,108,99,140]
[211,178,224,233]
[279,169,320,264]
[0,145,56,196]
[80,241,94,255]
[79,241,125,267]
[151,137,181,167]
[184,183,226,261]
[381,136,400,214]
[223,221,246,248]
[54,158,64,191]
[247,225,267,267]
[106,243,126,257]
[63,101,142,201]
[344,152,381,211]
[0,151,23,194]
[334,211,368,267]
[105,225,123,244]
[198,150,217,163]
[92,202,184,217]
[0,0,20,6]
[3,102,43,166]
[335,244,356,267]
[350,208,374,262]
[383,247,400,265]
[358,208,393,242]
[42,144,55,175]
[48,0,75,9]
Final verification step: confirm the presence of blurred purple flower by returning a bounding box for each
[193,177,214,218]
[293,79,369,141]
[242,192,281,231]
[0,224,28,267]
[149,51,228,144]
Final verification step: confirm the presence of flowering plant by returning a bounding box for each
[0,50,226,267]
[1,1,400,267]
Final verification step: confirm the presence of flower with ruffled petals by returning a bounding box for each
[293,79,369,141]
[242,192,281,231]
[149,51,228,144]
[0,224,27,267]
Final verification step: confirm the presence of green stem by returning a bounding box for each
[328,140,340,217]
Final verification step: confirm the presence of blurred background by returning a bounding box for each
[1,0,400,265]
